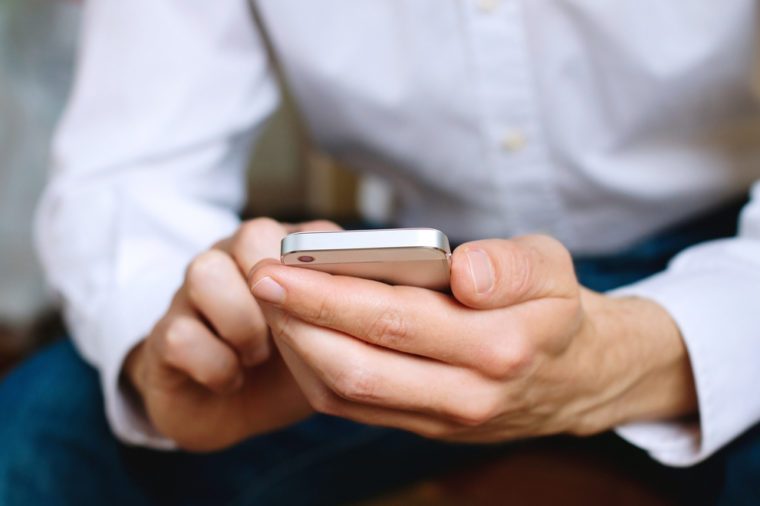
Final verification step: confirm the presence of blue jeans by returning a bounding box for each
[1,200,757,506]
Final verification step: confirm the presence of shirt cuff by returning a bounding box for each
[611,264,760,467]
[97,269,183,450]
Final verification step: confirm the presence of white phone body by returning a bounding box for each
[281,228,451,291]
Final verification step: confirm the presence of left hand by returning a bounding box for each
[249,235,697,442]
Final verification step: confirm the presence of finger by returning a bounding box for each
[273,335,464,438]
[450,235,578,310]
[202,218,340,365]
[185,250,270,366]
[249,259,514,371]
[261,303,501,426]
[289,220,343,233]
[155,300,244,395]
[228,218,343,276]
[228,218,290,274]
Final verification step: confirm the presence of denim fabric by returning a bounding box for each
[0,342,508,506]
[1,199,756,506]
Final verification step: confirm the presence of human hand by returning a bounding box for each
[124,218,341,451]
[249,235,697,442]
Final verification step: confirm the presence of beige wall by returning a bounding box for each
[246,96,360,221]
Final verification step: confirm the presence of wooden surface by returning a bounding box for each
[359,444,674,506]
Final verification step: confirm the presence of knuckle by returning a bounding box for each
[186,250,230,289]
[365,305,409,348]
[308,389,341,416]
[238,217,279,236]
[269,310,293,341]
[569,418,604,437]
[478,340,535,379]
[330,362,380,402]
[185,350,238,391]
[523,235,576,293]
[309,293,339,327]
[416,424,453,440]
[534,234,570,262]
[241,340,272,367]
[452,397,500,427]
[200,366,236,391]
[236,218,282,246]
[161,317,196,364]
[304,220,341,231]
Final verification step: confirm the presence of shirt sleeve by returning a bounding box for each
[612,182,760,467]
[34,0,279,448]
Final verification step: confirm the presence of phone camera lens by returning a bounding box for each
[298,256,315,263]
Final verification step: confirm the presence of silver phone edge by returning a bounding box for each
[280,228,451,257]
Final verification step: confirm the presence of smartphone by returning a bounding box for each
[281,228,451,290]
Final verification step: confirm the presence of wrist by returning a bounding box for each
[576,290,698,434]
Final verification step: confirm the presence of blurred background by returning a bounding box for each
[0,0,372,366]
[0,0,79,357]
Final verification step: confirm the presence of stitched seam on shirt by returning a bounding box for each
[456,1,513,235]
[514,0,577,243]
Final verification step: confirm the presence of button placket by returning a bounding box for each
[464,0,562,238]
[500,128,527,153]
[476,0,502,14]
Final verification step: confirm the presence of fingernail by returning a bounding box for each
[466,249,494,294]
[251,276,286,304]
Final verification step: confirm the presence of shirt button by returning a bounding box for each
[501,129,527,152]
[477,0,501,14]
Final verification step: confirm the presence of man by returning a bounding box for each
[1,1,759,504]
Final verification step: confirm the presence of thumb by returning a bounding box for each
[450,235,578,310]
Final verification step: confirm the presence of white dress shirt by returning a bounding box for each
[36,0,760,466]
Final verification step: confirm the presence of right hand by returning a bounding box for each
[124,218,341,452]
